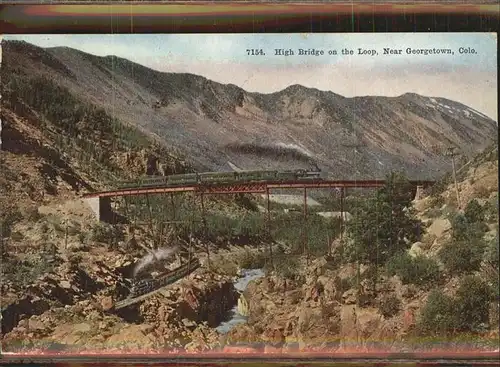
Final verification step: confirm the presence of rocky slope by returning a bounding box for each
[227,146,499,352]
[2,40,497,178]
[0,64,259,353]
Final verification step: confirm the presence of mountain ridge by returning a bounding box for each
[2,39,497,179]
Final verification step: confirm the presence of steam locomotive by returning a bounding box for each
[127,258,201,299]
[128,278,155,298]
[117,169,325,190]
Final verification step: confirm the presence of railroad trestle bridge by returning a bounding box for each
[81,176,434,307]
[82,177,434,248]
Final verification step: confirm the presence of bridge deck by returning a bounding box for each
[83,179,434,199]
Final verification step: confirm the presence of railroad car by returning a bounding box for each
[167,173,198,186]
[198,171,237,185]
[236,170,279,183]
[117,179,141,189]
[117,176,167,189]
[297,171,322,181]
[116,169,326,190]
[141,176,169,187]
[276,170,300,181]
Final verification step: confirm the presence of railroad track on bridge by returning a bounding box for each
[82,179,435,198]
[114,258,201,310]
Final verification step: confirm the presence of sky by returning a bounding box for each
[3,33,498,120]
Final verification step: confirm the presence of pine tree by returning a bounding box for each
[347,171,423,266]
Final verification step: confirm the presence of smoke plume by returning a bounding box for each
[133,246,179,277]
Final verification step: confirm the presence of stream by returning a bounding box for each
[215,268,265,334]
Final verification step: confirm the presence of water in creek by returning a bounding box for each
[215,268,265,334]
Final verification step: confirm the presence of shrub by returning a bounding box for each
[450,213,486,241]
[464,199,485,224]
[346,171,423,266]
[272,213,340,257]
[438,239,486,275]
[212,255,238,276]
[483,197,499,223]
[0,209,23,238]
[234,194,259,212]
[454,275,493,332]
[484,233,499,269]
[386,252,413,280]
[237,249,266,269]
[265,254,301,280]
[416,289,458,336]
[378,294,401,318]
[89,223,125,244]
[428,195,445,210]
[484,232,500,299]
[3,253,59,288]
[386,252,441,287]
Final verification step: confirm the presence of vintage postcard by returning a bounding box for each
[0,33,498,356]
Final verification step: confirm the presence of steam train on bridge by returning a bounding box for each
[117,169,326,189]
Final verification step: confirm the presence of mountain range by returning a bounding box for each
[1,40,498,181]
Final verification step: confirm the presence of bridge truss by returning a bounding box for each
[82,179,434,271]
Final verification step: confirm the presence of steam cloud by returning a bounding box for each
[133,246,179,277]
[224,142,318,167]
[275,142,314,158]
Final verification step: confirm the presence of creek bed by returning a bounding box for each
[215,268,264,334]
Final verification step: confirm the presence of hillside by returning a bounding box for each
[0,83,267,353]
[2,40,498,179]
[224,145,499,351]
[0,42,262,352]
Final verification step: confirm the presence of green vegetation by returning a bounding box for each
[346,172,423,266]
[417,275,495,336]
[429,172,452,199]
[120,192,342,258]
[0,209,23,240]
[238,249,267,269]
[417,289,458,336]
[464,199,486,224]
[2,74,190,181]
[88,222,126,245]
[455,275,493,332]
[264,252,303,281]
[3,251,61,288]
[483,193,499,223]
[386,252,441,287]
[438,201,489,276]
[265,192,368,214]
[438,239,486,276]
[483,233,499,299]
[271,212,341,256]
[484,233,499,270]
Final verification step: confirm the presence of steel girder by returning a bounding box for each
[197,183,267,194]
[82,180,435,199]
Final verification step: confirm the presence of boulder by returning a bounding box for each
[408,242,424,258]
